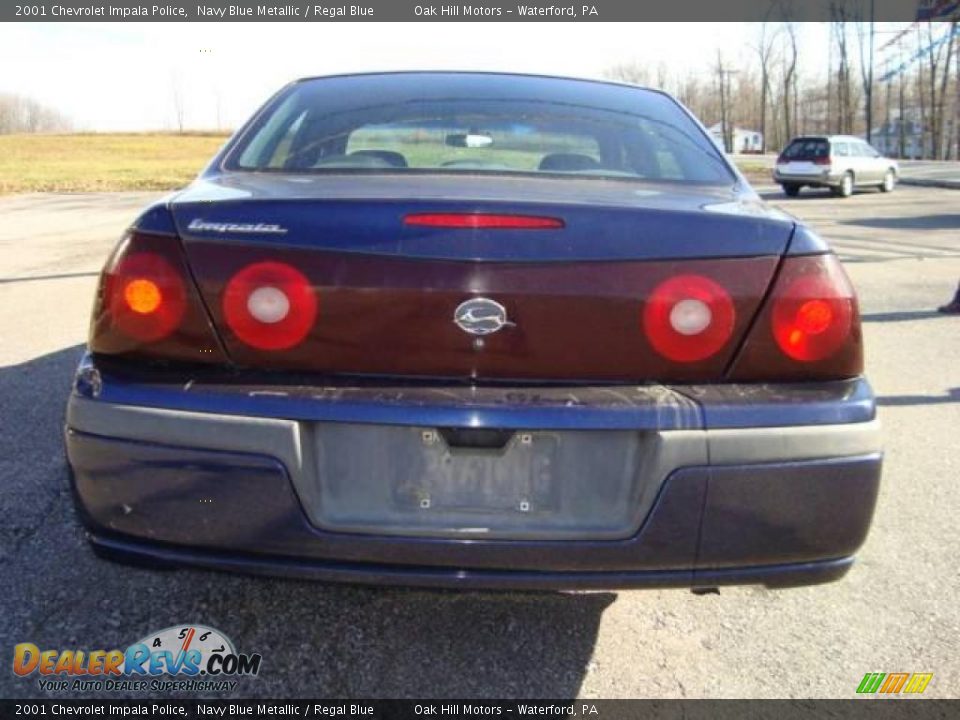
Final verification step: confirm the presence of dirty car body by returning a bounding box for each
[65,73,881,590]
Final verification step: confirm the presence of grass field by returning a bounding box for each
[0,133,230,194]
[735,159,774,184]
[0,132,771,194]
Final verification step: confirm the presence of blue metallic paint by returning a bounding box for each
[69,73,872,589]
[170,187,796,263]
[67,429,878,588]
[131,200,179,236]
[75,356,875,430]
[85,535,855,591]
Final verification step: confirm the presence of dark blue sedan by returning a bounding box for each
[65,72,881,590]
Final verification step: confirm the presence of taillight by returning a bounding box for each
[728,254,862,381]
[222,261,317,350]
[772,275,852,362]
[770,258,854,362]
[404,213,564,229]
[106,252,186,342]
[813,156,831,165]
[643,274,736,362]
[90,230,226,364]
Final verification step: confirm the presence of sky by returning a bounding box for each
[0,22,838,131]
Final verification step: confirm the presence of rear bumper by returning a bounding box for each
[86,534,857,591]
[65,359,882,589]
[773,170,843,187]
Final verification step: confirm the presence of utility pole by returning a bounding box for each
[899,66,906,158]
[954,21,959,159]
[866,0,875,142]
[827,23,834,134]
[717,52,727,153]
[716,52,739,154]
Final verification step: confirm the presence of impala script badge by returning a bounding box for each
[454,298,515,336]
[187,219,288,235]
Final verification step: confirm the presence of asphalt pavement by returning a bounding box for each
[897,160,960,188]
[0,185,958,699]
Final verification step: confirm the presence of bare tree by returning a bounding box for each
[915,26,929,155]
[603,62,652,88]
[171,71,185,134]
[855,6,876,142]
[933,22,956,158]
[832,13,855,134]
[656,62,669,91]
[752,21,779,152]
[925,23,940,157]
[782,22,799,140]
[899,72,906,157]
[0,93,72,134]
[955,25,960,158]
[599,18,955,159]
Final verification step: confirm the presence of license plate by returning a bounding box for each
[392,431,560,514]
[310,422,644,539]
[785,162,820,175]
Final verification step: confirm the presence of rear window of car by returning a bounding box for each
[227,75,734,185]
[782,138,830,160]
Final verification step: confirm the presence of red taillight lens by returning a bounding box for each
[643,274,736,362]
[106,251,186,342]
[124,278,163,315]
[728,253,862,381]
[404,213,564,229]
[771,263,853,362]
[813,156,831,165]
[222,261,317,350]
[90,230,226,364]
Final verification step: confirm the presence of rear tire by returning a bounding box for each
[782,184,801,197]
[880,169,896,193]
[833,172,854,198]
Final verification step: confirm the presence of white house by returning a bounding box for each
[707,124,764,154]
[869,118,930,159]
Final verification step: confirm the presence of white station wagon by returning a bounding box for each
[774,135,899,198]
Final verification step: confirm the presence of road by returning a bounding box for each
[0,186,958,699]
[897,159,960,187]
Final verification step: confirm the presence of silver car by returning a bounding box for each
[773,135,898,198]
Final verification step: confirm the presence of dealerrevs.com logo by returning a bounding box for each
[13,624,261,693]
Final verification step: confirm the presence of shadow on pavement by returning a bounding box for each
[0,344,85,561]
[757,190,837,201]
[877,388,960,407]
[842,214,960,231]
[757,185,894,202]
[861,310,945,323]
[0,272,100,285]
[0,345,616,699]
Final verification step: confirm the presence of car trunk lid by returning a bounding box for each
[170,174,793,382]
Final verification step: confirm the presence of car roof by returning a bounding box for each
[789,135,866,143]
[292,69,665,96]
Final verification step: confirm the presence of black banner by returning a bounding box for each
[4,0,960,23]
[1,701,959,719]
